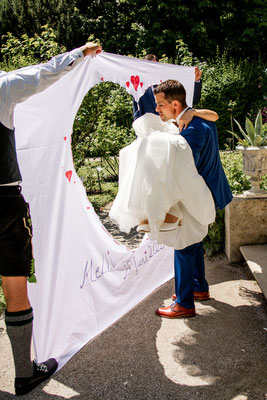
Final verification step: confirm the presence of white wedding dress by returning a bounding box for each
[109,113,216,250]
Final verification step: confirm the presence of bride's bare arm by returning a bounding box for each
[179,108,219,131]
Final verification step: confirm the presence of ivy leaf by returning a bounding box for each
[28,274,37,283]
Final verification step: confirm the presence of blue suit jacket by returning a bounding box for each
[133,81,202,121]
[180,117,232,210]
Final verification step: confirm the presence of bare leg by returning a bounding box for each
[139,219,149,225]
[164,214,178,223]
[2,276,31,312]
[139,213,179,226]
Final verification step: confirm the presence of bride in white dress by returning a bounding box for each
[109,112,216,250]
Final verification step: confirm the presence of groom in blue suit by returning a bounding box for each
[152,79,232,318]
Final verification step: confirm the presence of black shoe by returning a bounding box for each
[15,358,58,396]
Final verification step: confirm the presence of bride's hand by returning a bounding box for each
[178,108,195,131]
[179,108,219,131]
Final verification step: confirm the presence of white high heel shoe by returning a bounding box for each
[137,218,182,233]
[137,224,150,233]
[159,219,182,232]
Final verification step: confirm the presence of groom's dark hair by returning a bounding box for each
[154,79,187,108]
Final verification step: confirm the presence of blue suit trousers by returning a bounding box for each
[174,242,208,309]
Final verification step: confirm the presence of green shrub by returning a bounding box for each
[198,54,266,149]
[221,150,267,192]
[77,163,100,194]
[0,26,65,70]
[77,159,113,194]
[100,156,119,181]
[89,182,118,212]
[158,42,266,151]
[262,174,267,191]
[77,159,119,211]
[220,151,251,194]
[203,210,225,257]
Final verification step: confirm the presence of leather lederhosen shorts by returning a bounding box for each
[0,186,33,277]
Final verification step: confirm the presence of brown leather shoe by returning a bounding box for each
[171,291,210,302]
[155,303,196,318]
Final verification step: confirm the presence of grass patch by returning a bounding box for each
[88,181,118,211]
[76,157,119,211]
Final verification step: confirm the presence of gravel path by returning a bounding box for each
[97,202,144,249]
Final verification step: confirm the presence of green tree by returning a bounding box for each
[1,0,266,61]
[0,0,90,54]
[0,26,66,70]
[120,0,266,60]
[198,54,266,148]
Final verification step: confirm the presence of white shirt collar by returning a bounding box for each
[166,107,190,132]
[176,106,190,124]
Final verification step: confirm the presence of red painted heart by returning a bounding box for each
[130,75,140,91]
[101,77,104,81]
[64,136,67,141]
[140,82,143,88]
[126,81,130,88]
[65,170,72,182]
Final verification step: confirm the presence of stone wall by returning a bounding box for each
[225,195,267,262]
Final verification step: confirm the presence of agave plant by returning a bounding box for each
[227,110,267,147]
